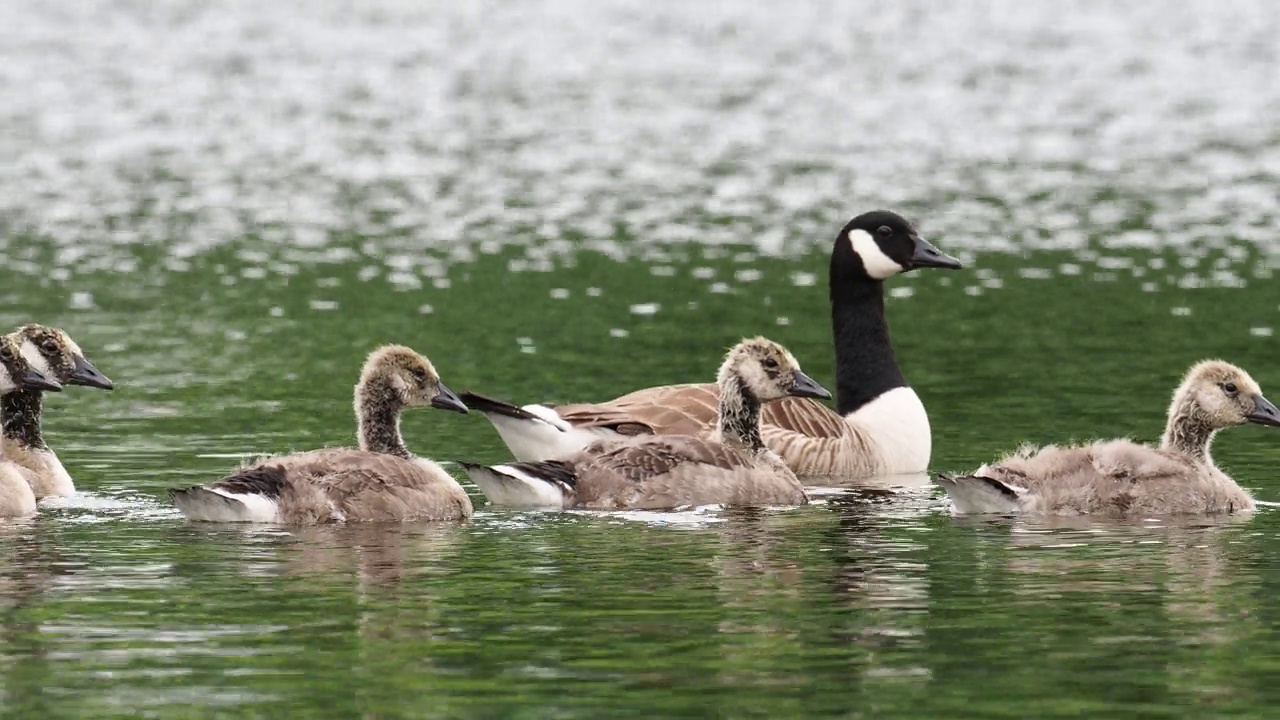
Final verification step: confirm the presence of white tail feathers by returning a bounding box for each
[460,462,569,508]
[935,474,1024,515]
[170,487,280,523]
[480,410,612,462]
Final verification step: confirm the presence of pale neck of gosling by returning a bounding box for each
[1,390,47,451]
[1160,395,1217,464]
[714,371,766,455]
[355,378,411,459]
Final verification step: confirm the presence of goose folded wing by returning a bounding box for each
[760,397,847,438]
[585,437,755,481]
[552,390,716,437]
[263,450,440,488]
[315,467,468,521]
[576,382,848,439]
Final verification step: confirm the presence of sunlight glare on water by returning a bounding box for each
[2,0,1280,717]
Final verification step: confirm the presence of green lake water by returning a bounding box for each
[4,0,1280,717]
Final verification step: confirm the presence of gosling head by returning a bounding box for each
[359,345,468,413]
[833,210,962,282]
[0,335,64,395]
[10,324,114,390]
[718,337,831,403]
[1172,360,1280,429]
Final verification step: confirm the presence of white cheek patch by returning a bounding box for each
[847,229,906,280]
[18,340,55,378]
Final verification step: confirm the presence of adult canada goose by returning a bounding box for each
[0,336,65,518]
[3,324,114,499]
[170,345,473,524]
[459,210,961,478]
[460,337,831,511]
[937,360,1280,516]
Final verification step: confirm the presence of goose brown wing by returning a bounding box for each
[759,397,847,438]
[582,436,754,481]
[306,468,426,521]
[568,382,847,439]
[313,463,470,521]
[552,384,720,437]
[246,449,439,488]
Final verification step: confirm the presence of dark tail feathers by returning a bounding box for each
[212,464,290,499]
[457,460,577,489]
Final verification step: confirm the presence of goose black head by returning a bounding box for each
[832,210,962,282]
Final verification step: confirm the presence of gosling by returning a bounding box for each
[170,345,473,524]
[937,360,1280,516]
[3,324,114,498]
[461,337,831,511]
[0,336,64,518]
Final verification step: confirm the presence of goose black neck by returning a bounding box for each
[716,373,765,453]
[356,381,410,459]
[830,272,907,416]
[1,390,47,450]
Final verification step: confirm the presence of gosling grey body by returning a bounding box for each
[938,360,1280,516]
[170,345,473,524]
[462,337,831,510]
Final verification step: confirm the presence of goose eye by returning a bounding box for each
[762,358,779,370]
[41,340,58,353]
[1222,382,1238,394]
[876,225,892,238]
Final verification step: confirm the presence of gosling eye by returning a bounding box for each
[761,358,779,370]
[1222,382,1238,395]
[876,225,892,238]
[410,367,428,382]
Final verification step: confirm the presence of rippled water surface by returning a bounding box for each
[3,0,1280,717]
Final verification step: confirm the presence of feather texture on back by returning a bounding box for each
[546,383,881,477]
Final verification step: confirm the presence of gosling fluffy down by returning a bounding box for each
[170,345,473,524]
[938,360,1280,517]
[461,337,831,511]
